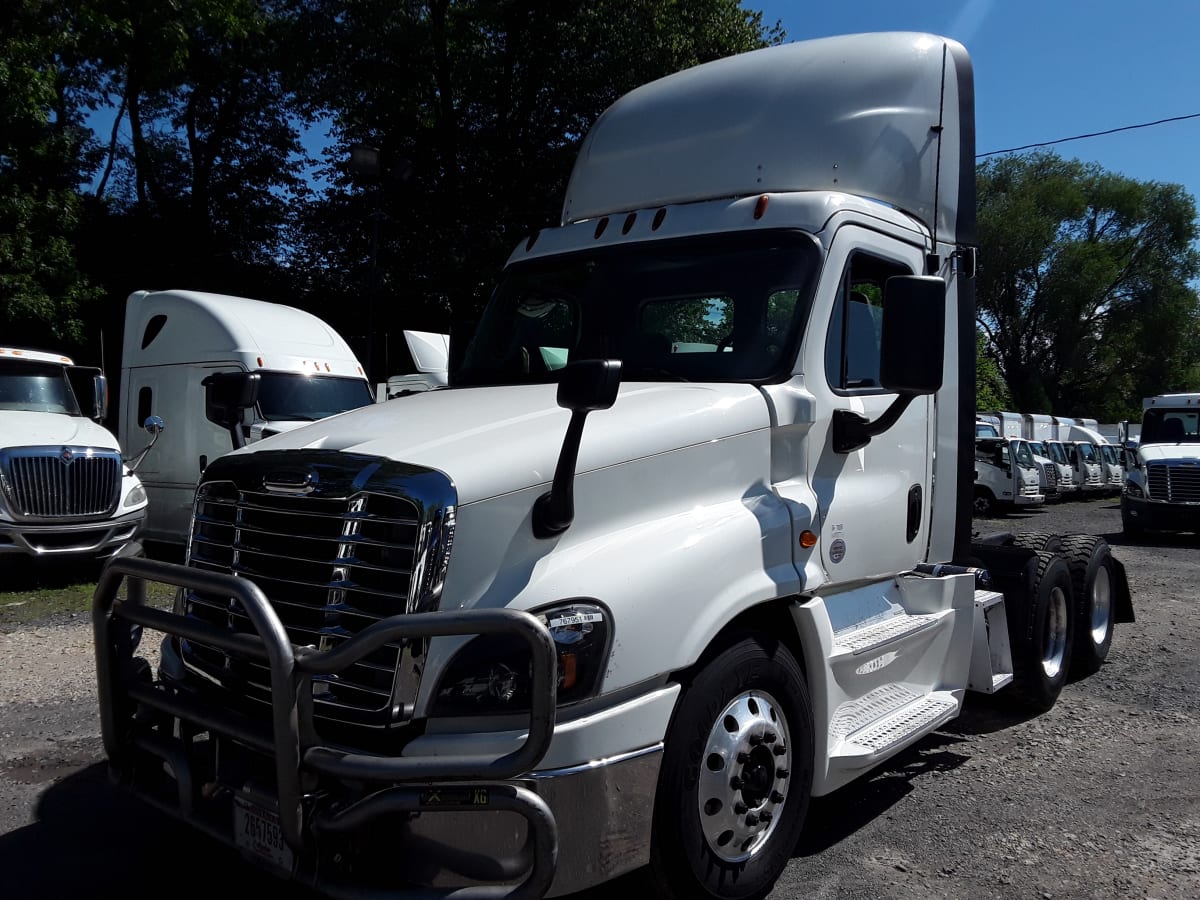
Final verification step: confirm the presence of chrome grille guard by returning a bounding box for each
[94,556,559,900]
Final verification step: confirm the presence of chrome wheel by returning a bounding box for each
[1089,565,1113,646]
[696,690,792,864]
[1042,584,1069,679]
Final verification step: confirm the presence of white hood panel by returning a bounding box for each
[0,412,120,451]
[1138,443,1200,463]
[248,383,768,504]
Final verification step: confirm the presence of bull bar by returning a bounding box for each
[93,556,560,900]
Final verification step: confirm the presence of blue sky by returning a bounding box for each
[753,0,1200,207]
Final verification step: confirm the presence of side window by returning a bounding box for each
[825,253,912,392]
[137,386,152,427]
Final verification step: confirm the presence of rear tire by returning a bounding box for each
[1008,532,1063,553]
[1006,552,1075,712]
[650,634,813,900]
[1060,535,1116,675]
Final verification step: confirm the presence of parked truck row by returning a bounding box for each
[92,32,1136,900]
[972,410,1121,515]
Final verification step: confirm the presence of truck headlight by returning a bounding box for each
[1123,481,1144,498]
[430,601,611,717]
[123,483,148,508]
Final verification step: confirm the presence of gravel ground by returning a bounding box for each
[1,495,1197,899]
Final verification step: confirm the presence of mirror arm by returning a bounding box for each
[533,409,588,538]
[125,432,161,472]
[832,394,917,454]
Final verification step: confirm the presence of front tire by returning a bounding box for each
[650,634,813,900]
[1060,535,1116,675]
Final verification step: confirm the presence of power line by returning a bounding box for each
[977,112,1200,158]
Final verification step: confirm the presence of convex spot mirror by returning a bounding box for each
[143,415,165,435]
[557,359,621,412]
[880,275,946,396]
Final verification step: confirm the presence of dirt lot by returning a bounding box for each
[1,496,1197,899]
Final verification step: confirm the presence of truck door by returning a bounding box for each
[804,228,933,583]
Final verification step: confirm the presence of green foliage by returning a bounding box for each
[975,330,1011,410]
[0,0,102,350]
[977,151,1200,421]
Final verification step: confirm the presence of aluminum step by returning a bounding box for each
[829,688,959,770]
[830,611,946,661]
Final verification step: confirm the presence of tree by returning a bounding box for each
[976,151,1200,421]
[0,0,102,350]
[975,330,1011,411]
[291,0,783,375]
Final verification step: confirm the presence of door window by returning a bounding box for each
[825,253,912,392]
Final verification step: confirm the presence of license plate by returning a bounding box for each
[233,794,295,873]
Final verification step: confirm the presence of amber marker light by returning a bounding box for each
[754,194,770,219]
[799,530,818,548]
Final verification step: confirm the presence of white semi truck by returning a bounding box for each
[119,290,376,544]
[93,34,1133,900]
[0,347,149,560]
[1121,392,1200,535]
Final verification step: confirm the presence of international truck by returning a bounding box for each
[985,411,1060,502]
[0,346,149,560]
[1121,392,1200,535]
[93,33,1133,900]
[972,436,1045,515]
[119,290,376,544]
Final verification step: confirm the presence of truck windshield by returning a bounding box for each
[255,373,374,421]
[1045,442,1068,465]
[1013,442,1036,468]
[454,231,819,386]
[0,361,81,415]
[1141,409,1200,444]
[1078,443,1097,462]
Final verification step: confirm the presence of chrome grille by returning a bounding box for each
[0,447,121,517]
[1147,463,1200,503]
[180,454,457,729]
[1042,463,1058,493]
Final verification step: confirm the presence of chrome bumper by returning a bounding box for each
[0,507,143,556]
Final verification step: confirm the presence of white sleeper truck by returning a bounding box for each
[120,290,376,544]
[1122,392,1200,535]
[0,347,148,560]
[93,33,1133,900]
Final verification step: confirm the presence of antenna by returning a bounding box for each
[928,42,948,275]
[100,328,106,373]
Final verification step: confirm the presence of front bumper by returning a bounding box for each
[1122,494,1200,532]
[93,557,664,899]
[0,507,144,557]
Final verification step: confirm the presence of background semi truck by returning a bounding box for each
[1122,392,1200,535]
[0,347,148,560]
[94,33,1133,900]
[119,290,375,544]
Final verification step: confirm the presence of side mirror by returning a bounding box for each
[832,276,946,453]
[879,275,946,395]
[202,371,260,450]
[126,415,166,472]
[534,360,622,538]
[66,365,108,422]
[557,359,621,412]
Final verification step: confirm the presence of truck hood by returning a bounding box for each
[0,411,120,451]
[244,382,769,504]
[1138,443,1200,463]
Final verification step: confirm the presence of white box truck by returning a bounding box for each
[94,34,1133,900]
[1023,413,1078,497]
[119,290,376,544]
[0,347,148,559]
[985,411,1061,500]
[1121,392,1200,535]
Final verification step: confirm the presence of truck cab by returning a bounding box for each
[92,33,1133,900]
[1122,392,1200,535]
[0,347,147,559]
[973,436,1045,515]
[120,290,375,543]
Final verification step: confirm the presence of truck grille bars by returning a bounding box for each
[0,447,122,518]
[182,451,457,728]
[1147,463,1200,503]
